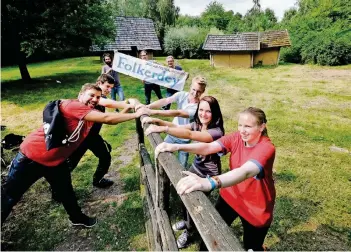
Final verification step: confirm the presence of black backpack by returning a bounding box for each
[43,100,84,151]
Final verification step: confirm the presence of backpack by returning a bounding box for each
[43,100,84,151]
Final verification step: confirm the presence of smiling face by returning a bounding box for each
[98,81,114,96]
[238,113,266,146]
[189,82,205,101]
[198,101,212,126]
[166,56,175,68]
[79,88,102,108]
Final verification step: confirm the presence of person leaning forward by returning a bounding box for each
[1,83,149,228]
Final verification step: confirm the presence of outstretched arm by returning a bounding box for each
[83,107,149,125]
[146,124,213,142]
[98,98,134,111]
[176,162,261,195]
[149,109,190,118]
[155,141,222,157]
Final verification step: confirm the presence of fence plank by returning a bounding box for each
[139,143,178,251]
[141,116,244,251]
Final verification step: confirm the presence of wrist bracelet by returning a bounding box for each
[212,176,222,189]
[206,175,216,191]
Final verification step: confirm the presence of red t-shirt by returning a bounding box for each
[217,131,276,227]
[20,100,95,167]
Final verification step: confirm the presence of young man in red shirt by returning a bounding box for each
[1,83,149,228]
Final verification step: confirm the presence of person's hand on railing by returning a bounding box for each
[155,142,177,158]
[135,107,151,117]
[135,103,148,111]
[145,125,166,136]
[141,117,155,128]
[176,171,212,195]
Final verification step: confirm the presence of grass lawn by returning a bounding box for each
[1,57,351,250]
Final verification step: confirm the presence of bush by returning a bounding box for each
[164,26,223,59]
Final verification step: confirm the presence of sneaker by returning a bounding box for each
[93,178,114,188]
[172,220,186,231]
[176,230,190,249]
[70,214,97,228]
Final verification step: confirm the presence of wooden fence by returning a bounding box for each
[137,115,244,251]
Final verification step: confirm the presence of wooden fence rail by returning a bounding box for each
[137,115,243,251]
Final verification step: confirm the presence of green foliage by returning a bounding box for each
[280,0,351,65]
[200,1,233,30]
[163,26,223,58]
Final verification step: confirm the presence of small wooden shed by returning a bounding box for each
[203,30,291,68]
[91,17,161,58]
[254,30,291,66]
[203,33,260,68]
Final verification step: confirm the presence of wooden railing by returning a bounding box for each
[137,115,244,251]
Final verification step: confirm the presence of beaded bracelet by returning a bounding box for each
[212,176,222,189]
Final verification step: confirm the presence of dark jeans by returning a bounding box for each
[164,88,178,110]
[215,195,270,250]
[67,133,111,183]
[1,152,83,223]
[144,84,162,105]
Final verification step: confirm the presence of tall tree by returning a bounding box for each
[2,0,114,81]
[201,1,232,30]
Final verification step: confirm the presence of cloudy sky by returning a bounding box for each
[174,0,298,21]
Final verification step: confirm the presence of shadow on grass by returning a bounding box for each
[1,71,98,106]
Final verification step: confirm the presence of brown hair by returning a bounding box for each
[79,83,102,95]
[194,96,224,134]
[103,53,113,62]
[96,73,115,85]
[240,107,268,136]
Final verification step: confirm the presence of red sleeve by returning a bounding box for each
[61,100,93,120]
[216,131,240,155]
[249,140,275,168]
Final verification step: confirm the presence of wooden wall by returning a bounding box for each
[254,48,280,65]
[211,52,253,68]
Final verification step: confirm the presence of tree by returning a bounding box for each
[2,0,114,81]
[201,1,232,31]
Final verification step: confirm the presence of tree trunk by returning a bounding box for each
[14,39,31,82]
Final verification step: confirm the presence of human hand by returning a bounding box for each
[135,107,151,117]
[155,142,177,158]
[127,98,139,108]
[135,103,147,111]
[141,117,155,128]
[176,171,212,195]
[145,125,164,136]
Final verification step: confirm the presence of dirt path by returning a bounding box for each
[54,134,139,251]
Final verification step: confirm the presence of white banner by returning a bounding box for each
[112,51,188,91]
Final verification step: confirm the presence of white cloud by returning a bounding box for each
[174,0,297,21]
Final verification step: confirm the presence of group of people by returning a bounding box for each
[1,51,276,251]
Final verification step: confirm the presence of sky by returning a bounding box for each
[174,0,298,21]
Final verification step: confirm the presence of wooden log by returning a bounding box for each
[155,206,178,251]
[155,161,170,212]
[141,115,244,251]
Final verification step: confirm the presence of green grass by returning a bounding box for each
[1,57,351,250]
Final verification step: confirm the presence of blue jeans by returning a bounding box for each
[1,152,83,223]
[111,85,125,101]
[164,135,190,169]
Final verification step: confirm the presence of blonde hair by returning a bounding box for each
[192,75,207,88]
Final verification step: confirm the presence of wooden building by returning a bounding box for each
[203,33,260,68]
[254,30,291,66]
[91,17,161,58]
[203,30,291,68]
